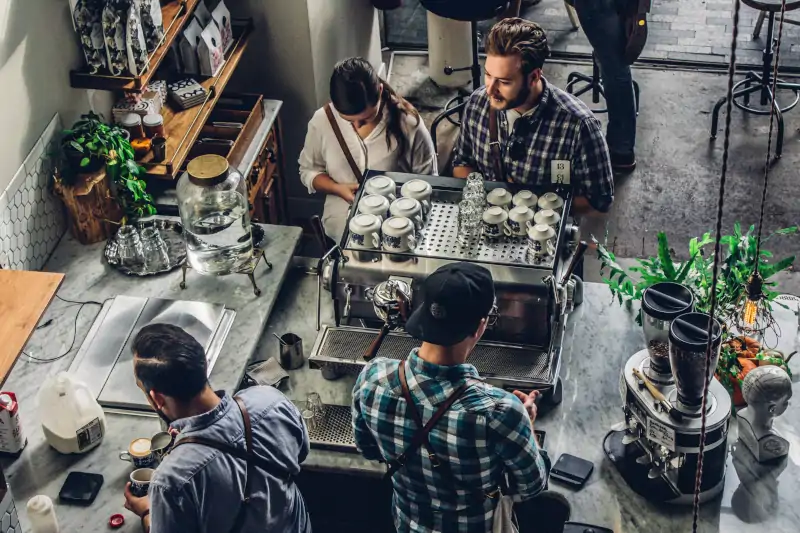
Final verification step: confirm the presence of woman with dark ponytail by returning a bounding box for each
[300,57,437,242]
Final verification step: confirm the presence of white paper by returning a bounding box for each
[646,416,676,451]
[551,159,571,185]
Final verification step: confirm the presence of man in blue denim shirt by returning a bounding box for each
[123,324,311,533]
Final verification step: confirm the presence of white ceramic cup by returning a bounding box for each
[349,214,382,249]
[512,190,538,209]
[482,206,509,239]
[533,208,561,230]
[390,198,424,231]
[358,194,390,220]
[527,223,557,263]
[486,188,513,210]
[364,175,397,202]
[507,206,535,237]
[538,192,564,213]
[382,216,417,252]
[129,468,155,497]
[400,179,433,214]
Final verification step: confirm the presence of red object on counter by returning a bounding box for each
[0,391,26,454]
[109,514,125,528]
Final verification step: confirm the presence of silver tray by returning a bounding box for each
[105,220,267,277]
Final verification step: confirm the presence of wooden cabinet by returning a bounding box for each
[249,118,286,225]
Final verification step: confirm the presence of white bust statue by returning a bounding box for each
[737,366,793,462]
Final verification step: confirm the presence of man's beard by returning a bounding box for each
[489,81,532,111]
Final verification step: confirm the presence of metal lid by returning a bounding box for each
[187,154,229,186]
[642,282,694,321]
[119,113,142,126]
[142,113,163,127]
[669,312,722,352]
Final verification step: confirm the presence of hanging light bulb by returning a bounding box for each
[740,271,764,329]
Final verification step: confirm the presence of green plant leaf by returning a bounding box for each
[773,226,799,235]
[86,142,97,151]
[657,232,676,279]
[761,256,795,279]
[79,157,90,167]
[69,141,84,153]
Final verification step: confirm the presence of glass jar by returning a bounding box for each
[641,282,694,374]
[140,227,170,271]
[177,154,253,275]
[143,114,165,138]
[116,225,143,268]
[119,113,145,140]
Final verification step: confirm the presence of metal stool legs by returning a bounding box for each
[565,54,640,115]
[710,11,800,159]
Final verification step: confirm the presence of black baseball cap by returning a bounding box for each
[405,263,495,347]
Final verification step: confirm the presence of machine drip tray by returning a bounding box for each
[308,326,556,388]
[294,402,358,453]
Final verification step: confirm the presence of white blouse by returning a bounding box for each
[299,104,438,241]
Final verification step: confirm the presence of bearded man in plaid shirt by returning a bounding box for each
[352,263,569,533]
[453,18,614,215]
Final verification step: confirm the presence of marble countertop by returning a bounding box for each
[265,274,800,533]
[0,222,301,532]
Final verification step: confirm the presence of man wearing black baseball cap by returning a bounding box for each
[352,262,565,533]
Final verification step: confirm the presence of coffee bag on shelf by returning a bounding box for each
[211,0,232,53]
[193,0,212,27]
[136,0,164,53]
[198,22,224,77]
[179,18,203,75]
[101,0,128,76]
[126,0,150,76]
[72,0,107,74]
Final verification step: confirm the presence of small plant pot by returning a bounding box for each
[64,149,104,174]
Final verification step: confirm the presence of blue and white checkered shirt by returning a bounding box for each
[352,350,548,533]
[453,78,614,213]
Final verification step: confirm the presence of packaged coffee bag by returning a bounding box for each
[136,0,164,53]
[101,0,128,76]
[73,0,107,74]
[126,1,149,76]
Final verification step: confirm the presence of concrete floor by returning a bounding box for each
[389,53,800,294]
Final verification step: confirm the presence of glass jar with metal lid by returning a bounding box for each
[142,113,165,138]
[176,154,253,275]
[119,113,145,140]
[641,282,694,375]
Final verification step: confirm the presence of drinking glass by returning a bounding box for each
[140,227,170,272]
[465,172,485,194]
[458,201,482,247]
[116,225,144,268]
[306,392,326,419]
[302,409,318,432]
[462,187,485,209]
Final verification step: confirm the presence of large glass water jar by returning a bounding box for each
[641,282,693,374]
[177,155,253,275]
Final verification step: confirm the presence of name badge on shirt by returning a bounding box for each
[551,160,571,185]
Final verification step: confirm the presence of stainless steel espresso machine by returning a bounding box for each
[304,171,585,451]
[604,282,732,504]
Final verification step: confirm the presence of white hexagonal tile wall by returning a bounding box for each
[1,510,9,531]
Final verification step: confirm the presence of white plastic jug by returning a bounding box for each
[38,372,106,454]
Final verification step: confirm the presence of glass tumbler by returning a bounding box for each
[462,187,486,210]
[465,172,485,194]
[116,225,144,268]
[458,200,482,247]
[141,227,170,272]
[306,392,326,419]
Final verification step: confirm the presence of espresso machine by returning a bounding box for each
[605,283,732,504]
[306,172,584,449]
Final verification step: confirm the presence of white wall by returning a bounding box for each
[232,0,382,221]
[0,1,91,193]
[307,0,382,108]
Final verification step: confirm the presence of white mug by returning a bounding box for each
[533,209,561,230]
[364,175,397,202]
[538,192,564,213]
[400,179,433,214]
[513,190,538,209]
[486,188,513,210]
[390,198,424,231]
[349,214,382,249]
[358,194,390,220]
[382,216,417,252]
[507,206,534,237]
[527,223,557,264]
[482,206,509,239]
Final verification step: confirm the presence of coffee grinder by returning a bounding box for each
[604,283,732,504]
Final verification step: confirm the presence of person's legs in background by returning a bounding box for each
[572,0,637,173]
[515,490,571,533]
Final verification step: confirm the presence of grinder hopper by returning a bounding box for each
[669,312,723,411]
[641,283,694,381]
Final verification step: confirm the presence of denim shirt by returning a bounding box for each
[150,387,311,533]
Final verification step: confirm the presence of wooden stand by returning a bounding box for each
[54,169,123,245]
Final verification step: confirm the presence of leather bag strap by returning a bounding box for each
[325,104,364,183]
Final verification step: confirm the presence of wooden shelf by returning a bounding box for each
[70,0,200,92]
[141,21,254,180]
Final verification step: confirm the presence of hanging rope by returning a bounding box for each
[691,0,742,529]
[756,1,789,262]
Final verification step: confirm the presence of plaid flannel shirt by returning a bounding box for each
[352,350,548,533]
[453,78,614,212]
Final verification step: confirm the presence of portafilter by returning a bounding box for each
[364,279,412,361]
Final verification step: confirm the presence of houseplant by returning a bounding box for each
[55,113,156,243]
[594,224,797,404]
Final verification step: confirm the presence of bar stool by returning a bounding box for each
[710,0,800,159]
[565,53,641,115]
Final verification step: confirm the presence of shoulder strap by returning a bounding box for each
[384,362,467,479]
[488,109,505,183]
[324,104,364,184]
[172,397,290,533]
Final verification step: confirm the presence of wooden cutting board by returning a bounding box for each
[0,270,64,386]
